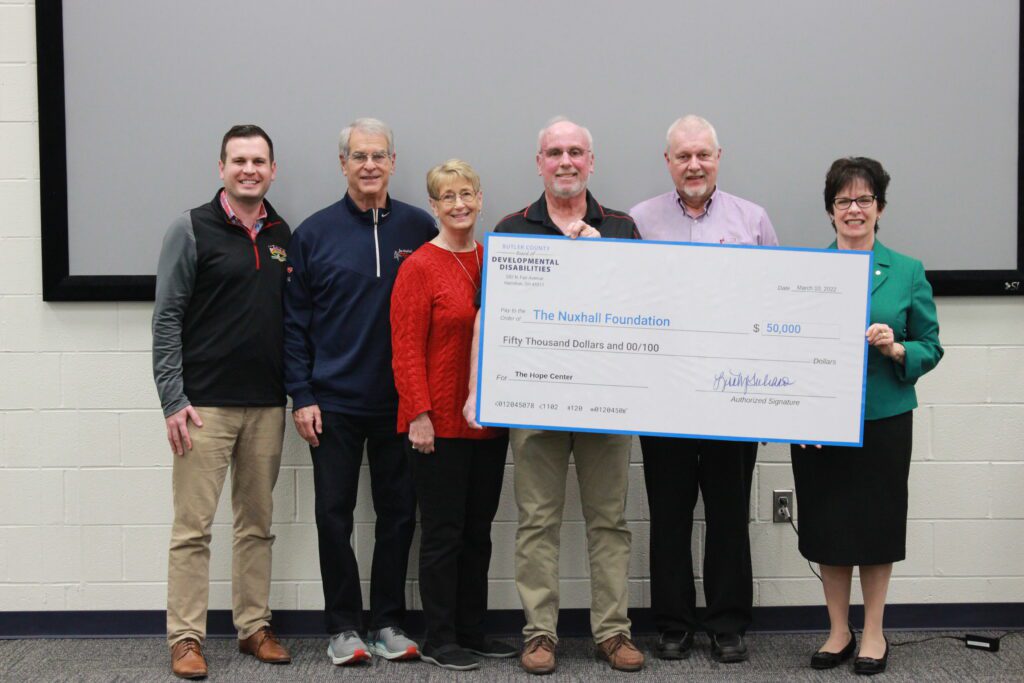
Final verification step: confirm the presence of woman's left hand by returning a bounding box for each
[463,393,483,429]
[409,412,435,454]
[866,323,906,363]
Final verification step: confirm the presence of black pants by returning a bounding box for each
[640,436,757,635]
[310,411,416,634]
[408,435,508,650]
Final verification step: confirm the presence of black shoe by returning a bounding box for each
[459,636,518,658]
[421,644,481,671]
[810,631,856,669]
[853,637,889,676]
[656,631,694,660]
[710,633,748,663]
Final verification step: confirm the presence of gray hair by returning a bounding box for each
[666,115,719,150]
[537,116,594,154]
[339,117,395,157]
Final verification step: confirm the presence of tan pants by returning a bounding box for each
[511,428,633,644]
[167,406,284,646]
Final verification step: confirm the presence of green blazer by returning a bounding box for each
[831,239,944,420]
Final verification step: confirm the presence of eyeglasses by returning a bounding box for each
[435,190,478,207]
[542,146,590,160]
[347,151,391,165]
[833,195,876,210]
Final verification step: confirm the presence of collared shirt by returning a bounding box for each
[629,188,778,246]
[495,191,638,240]
[219,189,268,237]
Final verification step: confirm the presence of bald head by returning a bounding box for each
[536,117,595,199]
[537,116,594,154]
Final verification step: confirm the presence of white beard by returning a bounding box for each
[549,177,585,199]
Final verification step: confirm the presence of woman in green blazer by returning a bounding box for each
[791,157,943,675]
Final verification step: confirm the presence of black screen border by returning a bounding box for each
[35,2,1024,300]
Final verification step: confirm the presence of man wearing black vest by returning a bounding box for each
[153,125,292,679]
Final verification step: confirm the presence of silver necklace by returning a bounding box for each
[439,236,481,292]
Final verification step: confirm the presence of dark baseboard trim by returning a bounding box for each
[1,604,1022,639]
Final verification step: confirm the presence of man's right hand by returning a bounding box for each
[166,405,203,456]
[563,220,600,239]
[294,404,323,447]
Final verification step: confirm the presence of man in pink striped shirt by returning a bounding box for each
[630,115,777,665]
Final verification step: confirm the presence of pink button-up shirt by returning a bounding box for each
[629,188,778,246]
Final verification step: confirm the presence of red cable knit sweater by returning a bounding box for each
[391,242,501,440]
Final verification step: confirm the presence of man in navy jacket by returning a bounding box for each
[284,118,436,665]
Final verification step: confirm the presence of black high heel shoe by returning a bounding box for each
[810,631,856,669]
[853,636,889,676]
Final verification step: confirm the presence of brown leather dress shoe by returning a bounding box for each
[596,633,644,672]
[239,626,292,663]
[171,638,208,679]
[520,635,557,675]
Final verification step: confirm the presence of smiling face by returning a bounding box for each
[218,136,276,207]
[830,178,883,248]
[536,121,594,199]
[340,128,394,206]
[429,178,481,236]
[665,124,720,209]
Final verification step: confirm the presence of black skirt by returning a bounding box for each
[790,411,913,566]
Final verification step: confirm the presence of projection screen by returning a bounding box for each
[36,0,1023,300]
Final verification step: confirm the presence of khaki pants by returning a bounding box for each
[511,428,633,644]
[166,406,284,646]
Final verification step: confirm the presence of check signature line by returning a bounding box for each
[499,344,811,364]
[522,321,748,335]
[508,379,647,389]
[695,389,837,399]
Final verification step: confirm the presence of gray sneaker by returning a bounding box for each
[327,631,371,665]
[367,626,420,660]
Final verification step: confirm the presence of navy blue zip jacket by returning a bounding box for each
[283,193,436,415]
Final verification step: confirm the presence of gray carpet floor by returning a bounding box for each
[1,632,1021,682]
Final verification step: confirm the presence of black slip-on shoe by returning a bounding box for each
[810,631,856,669]
[853,637,889,676]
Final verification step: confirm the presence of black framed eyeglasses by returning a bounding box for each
[833,195,876,210]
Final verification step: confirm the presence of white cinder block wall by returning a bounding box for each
[2,2,1022,615]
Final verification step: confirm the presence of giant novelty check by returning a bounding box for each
[476,234,873,446]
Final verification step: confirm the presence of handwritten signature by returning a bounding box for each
[713,370,794,394]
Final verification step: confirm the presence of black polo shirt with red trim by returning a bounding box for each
[494,191,638,240]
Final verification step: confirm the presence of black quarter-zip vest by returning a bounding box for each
[181,192,291,407]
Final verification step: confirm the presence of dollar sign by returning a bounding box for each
[753,323,760,333]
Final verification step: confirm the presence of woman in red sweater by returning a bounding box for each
[390,159,513,671]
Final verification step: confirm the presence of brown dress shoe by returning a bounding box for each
[171,638,208,679]
[520,635,557,675]
[596,633,644,672]
[239,626,292,663]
